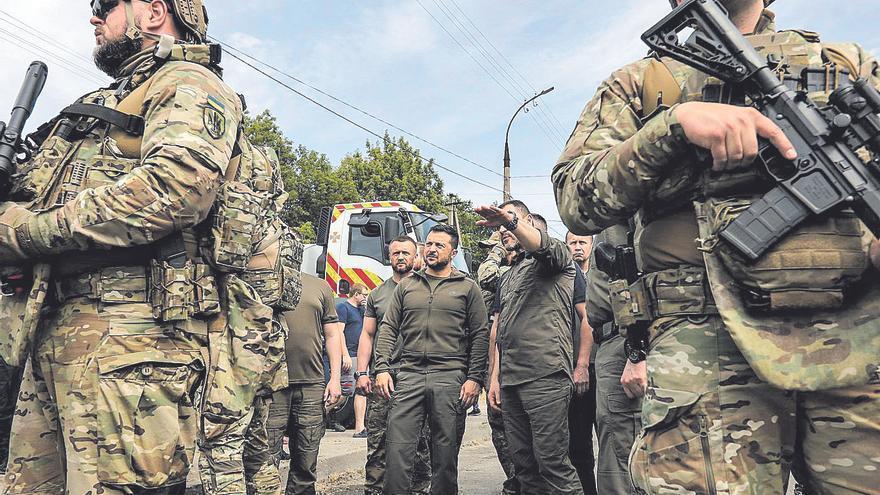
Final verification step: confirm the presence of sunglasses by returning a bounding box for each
[91,0,152,20]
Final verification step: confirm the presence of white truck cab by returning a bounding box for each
[302,201,470,295]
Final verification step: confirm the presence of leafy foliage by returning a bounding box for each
[242,111,494,261]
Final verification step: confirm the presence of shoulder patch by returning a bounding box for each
[204,95,226,139]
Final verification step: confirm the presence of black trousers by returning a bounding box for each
[385,370,467,495]
[568,363,598,495]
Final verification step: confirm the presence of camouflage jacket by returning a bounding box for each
[552,10,880,240]
[5,45,242,270]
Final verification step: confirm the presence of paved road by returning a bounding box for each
[311,412,507,495]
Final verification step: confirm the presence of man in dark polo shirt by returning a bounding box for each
[478,200,582,495]
[355,236,431,495]
[374,225,489,495]
[267,273,343,495]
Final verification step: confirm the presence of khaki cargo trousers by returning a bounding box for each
[630,315,880,495]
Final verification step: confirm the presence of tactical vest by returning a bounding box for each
[636,29,869,313]
[16,45,302,316]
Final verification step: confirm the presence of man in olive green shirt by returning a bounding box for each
[479,200,582,495]
[355,236,431,495]
[374,224,489,495]
[267,273,343,494]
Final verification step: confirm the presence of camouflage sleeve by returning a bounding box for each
[373,283,404,375]
[476,244,506,291]
[20,62,242,255]
[552,60,690,235]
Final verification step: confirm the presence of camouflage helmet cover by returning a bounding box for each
[166,0,208,42]
[668,0,774,7]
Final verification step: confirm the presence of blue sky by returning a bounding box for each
[0,1,877,237]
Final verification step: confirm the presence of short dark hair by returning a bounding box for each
[530,213,547,232]
[388,235,417,251]
[427,224,459,250]
[498,199,530,218]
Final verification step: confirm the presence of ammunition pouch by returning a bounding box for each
[54,262,221,322]
[610,267,717,336]
[701,197,868,312]
[241,220,303,311]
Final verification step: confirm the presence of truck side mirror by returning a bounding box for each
[384,216,402,241]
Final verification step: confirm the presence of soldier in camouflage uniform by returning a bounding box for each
[355,236,431,495]
[0,1,246,493]
[553,1,880,493]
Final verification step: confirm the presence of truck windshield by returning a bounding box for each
[409,212,470,274]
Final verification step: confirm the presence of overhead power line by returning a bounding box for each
[444,0,570,135]
[417,0,567,151]
[432,0,567,141]
[215,40,504,194]
[213,37,503,178]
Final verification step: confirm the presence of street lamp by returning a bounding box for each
[503,86,555,201]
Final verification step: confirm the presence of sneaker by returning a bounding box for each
[278,449,290,461]
[328,422,346,432]
[352,429,368,438]
[468,406,481,416]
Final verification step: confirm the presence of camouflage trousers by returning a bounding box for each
[487,398,520,495]
[266,383,326,495]
[630,315,880,495]
[4,299,206,495]
[199,394,280,495]
[364,389,431,495]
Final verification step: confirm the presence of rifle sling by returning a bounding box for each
[61,103,145,136]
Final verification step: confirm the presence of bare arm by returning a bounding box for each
[356,316,377,373]
[572,302,593,396]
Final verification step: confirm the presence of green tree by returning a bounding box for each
[337,133,446,213]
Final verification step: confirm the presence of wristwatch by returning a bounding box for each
[353,371,369,380]
[503,211,519,232]
[624,338,648,364]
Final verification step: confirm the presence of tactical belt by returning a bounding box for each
[54,265,149,304]
[611,266,718,331]
[641,267,718,318]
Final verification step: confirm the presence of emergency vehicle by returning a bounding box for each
[302,201,470,295]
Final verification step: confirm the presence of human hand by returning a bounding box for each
[620,359,648,399]
[355,374,373,396]
[324,380,342,407]
[341,354,352,373]
[673,102,797,172]
[488,377,502,412]
[459,379,481,410]
[474,205,515,229]
[375,372,395,400]
[573,364,590,396]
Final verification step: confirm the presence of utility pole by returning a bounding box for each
[503,86,555,202]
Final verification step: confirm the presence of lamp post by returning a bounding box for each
[503,86,554,201]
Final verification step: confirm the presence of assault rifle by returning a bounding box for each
[0,61,48,197]
[642,0,880,260]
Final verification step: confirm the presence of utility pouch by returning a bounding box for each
[609,278,653,334]
[150,259,194,322]
[701,196,868,312]
[192,263,221,317]
[206,181,269,272]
